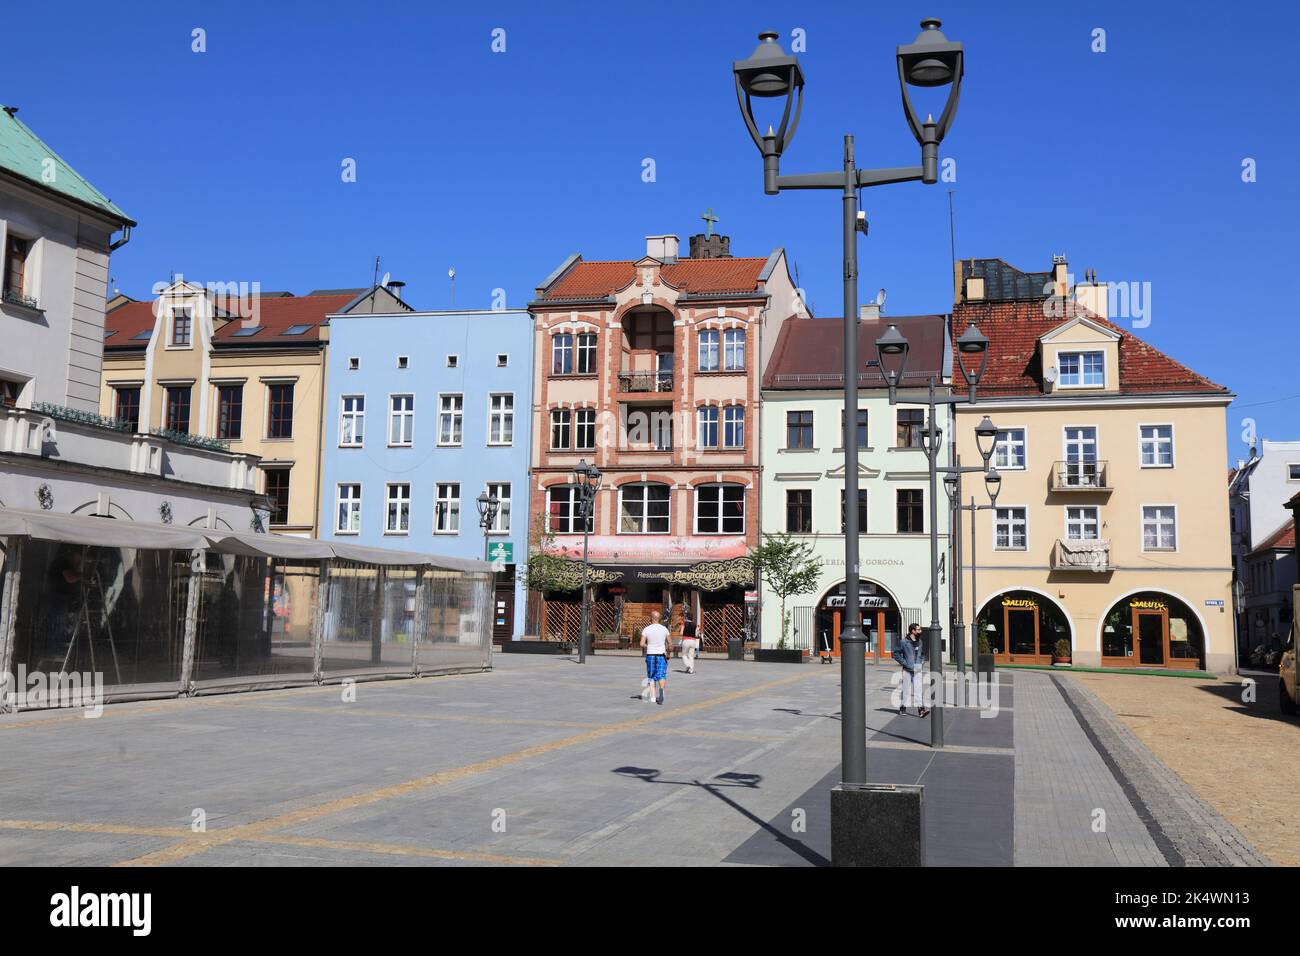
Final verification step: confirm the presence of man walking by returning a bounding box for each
[892,622,929,717]
[640,610,671,705]
[680,612,700,674]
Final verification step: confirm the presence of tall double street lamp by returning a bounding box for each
[477,491,501,643]
[573,459,602,664]
[733,18,964,793]
[877,321,990,750]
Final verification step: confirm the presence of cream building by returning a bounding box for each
[951,257,1235,674]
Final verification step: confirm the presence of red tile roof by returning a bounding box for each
[763,314,948,390]
[1250,518,1295,556]
[105,292,358,349]
[952,300,1228,397]
[541,258,768,301]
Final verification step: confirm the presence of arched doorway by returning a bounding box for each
[814,580,903,659]
[1100,590,1205,669]
[978,589,1072,665]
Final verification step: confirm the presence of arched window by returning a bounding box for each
[619,483,670,534]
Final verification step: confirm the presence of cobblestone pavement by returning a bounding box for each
[1071,670,1295,866]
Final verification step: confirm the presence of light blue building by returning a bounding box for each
[319,309,534,640]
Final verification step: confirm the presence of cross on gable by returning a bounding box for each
[702,208,719,239]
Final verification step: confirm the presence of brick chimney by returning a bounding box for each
[689,233,731,259]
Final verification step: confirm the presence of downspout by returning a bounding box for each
[313,329,329,538]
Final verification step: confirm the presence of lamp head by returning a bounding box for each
[898,18,962,88]
[984,468,1002,506]
[955,323,990,389]
[874,323,911,389]
[974,415,999,464]
[734,31,804,98]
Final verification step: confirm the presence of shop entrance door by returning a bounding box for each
[1004,606,1039,658]
[1134,608,1167,665]
[828,609,890,658]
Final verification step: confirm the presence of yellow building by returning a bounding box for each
[100,280,408,535]
[950,258,1235,674]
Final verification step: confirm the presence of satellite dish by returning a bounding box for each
[380,271,391,288]
[875,288,887,309]
[1045,366,1058,384]
[448,267,456,280]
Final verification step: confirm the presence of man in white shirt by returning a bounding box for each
[640,611,671,706]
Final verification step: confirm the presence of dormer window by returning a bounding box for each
[1059,350,1104,387]
[171,308,192,347]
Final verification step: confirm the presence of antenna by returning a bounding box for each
[947,190,957,272]
[448,267,456,308]
[372,256,381,289]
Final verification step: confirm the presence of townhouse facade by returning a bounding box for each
[528,232,801,649]
[100,281,408,536]
[759,308,952,655]
[318,309,534,642]
[952,256,1236,674]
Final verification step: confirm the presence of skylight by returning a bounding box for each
[131,330,152,340]
[103,330,116,339]
[231,327,262,337]
[282,324,314,335]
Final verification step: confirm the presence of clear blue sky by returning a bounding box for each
[6,0,1297,465]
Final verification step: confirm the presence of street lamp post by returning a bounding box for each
[733,18,964,787]
[477,491,501,645]
[573,459,602,664]
[877,322,990,749]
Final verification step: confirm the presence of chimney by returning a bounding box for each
[1074,268,1108,319]
[688,233,731,259]
[859,304,881,321]
[645,235,680,261]
[1051,254,1069,298]
[386,279,405,300]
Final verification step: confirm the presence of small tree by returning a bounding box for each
[519,515,580,634]
[750,532,821,649]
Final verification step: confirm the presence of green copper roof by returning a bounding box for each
[0,106,134,225]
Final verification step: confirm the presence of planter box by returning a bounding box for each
[976,653,995,677]
[727,638,745,661]
[502,641,573,655]
[754,648,804,664]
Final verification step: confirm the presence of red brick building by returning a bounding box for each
[528,232,801,647]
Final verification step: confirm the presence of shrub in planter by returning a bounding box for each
[1052,638,1072,665]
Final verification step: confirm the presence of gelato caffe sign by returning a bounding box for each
[826,595,890,609]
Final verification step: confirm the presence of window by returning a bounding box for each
[994,507,1027,550]
[723,329,746,371]
[786,490,812,533]
[840,408,868,449]
[446,355,458,368]
[1142,505,1177,550]
[1290,464,1300,481]
[340,395,364,446]
[435,483,461,533]
[486,482,511,533]
[264,468,291,526]
[165,386,191,433]
[336,483,362,533]
[489,394,514,445]
[696,484,745,534]
[266,383,294,439]
[576,333,597,374]
[698,407,718,449]
[897,489,924,534]
[897,409,925,448]
[993,428,1026,469]
[3,235,29,301]
[283,324,313,336]
[552,334,574,374]
[547,485,591,534]
[397,356,409,369]
[217,385,243,440]
[389,395,414,446]
[841,490,870,533]
[786,410,813,449]
[497,353,509,367]
[438,394,462,445]
[171,308,192,347]
[1139,425,1173,467]
[385,483,410,534]
[550,409,571,449]
[698,330,720,372]
[1059,350,1105,387]
[620,483,671,534]
[723,406,745,448]
[348,357,359,370]
[1066,506,1100,541]
[574,408,596,450]
[114,387,141,431]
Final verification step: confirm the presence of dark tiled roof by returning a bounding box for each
[763,314,949,390]
[1250,518,1295,556]
[951,300,1227,397]
[106,292,358,349]
[961,258,1054,302]
[540,258,768,301]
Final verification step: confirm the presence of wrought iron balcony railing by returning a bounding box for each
[1050,460,1110,491]
[617,370,673,393]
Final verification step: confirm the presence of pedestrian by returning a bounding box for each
[680,612,699,674]
[640,610,671,705]
[892,623,929,717]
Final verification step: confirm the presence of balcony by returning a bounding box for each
[1050,460,1111,492]
[617,370,673,395]
[1052,538,1112,572]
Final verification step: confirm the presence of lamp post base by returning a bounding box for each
[830,782,925,867]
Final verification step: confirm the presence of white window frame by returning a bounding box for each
[574,407,596,450]
[723,405,745,448]
[339,394,365,447]
[552,334,574,374]
[388,393,414,447]
[550,408,571,450]
[1058,350,1105,388]
[618,483,671,535]
[694,483,746,535]
[486,481,511,534]
[1287,463,1300,481]
[1064,505,1101,541]
[1141,504,1178,551]
[169,307,193,348]
[992,506,1028,551]
[1138,423,1175,468]
[576,332,597,375]
[488,393,514,446]
[697,406,718,449]
[993,427,1027,470]
[698,330,720,372]
[434,482,461,534]
[546,485,590,534]
[437,393,463,446]
[723,328,746,371]
[335,483,362,534]
[385,482,411,535]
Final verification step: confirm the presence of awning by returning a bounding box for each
[0,506,491,572]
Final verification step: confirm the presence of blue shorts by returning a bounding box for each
[645,654,667,682]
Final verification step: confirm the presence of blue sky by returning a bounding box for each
[6,0,1297,465]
